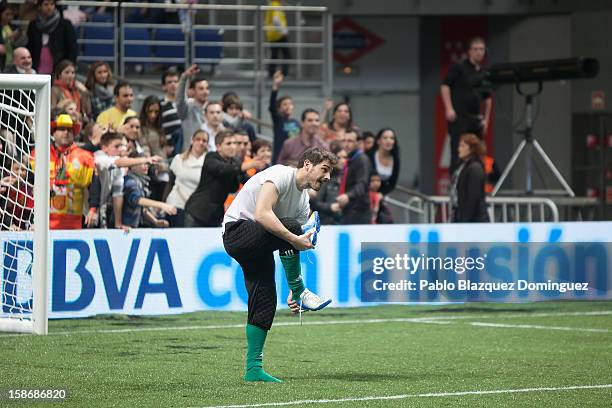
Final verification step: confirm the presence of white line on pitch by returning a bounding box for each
[192,384,612,408]
[421,310,612,321]
[0,310,609,338]
[0,317,448,337]
[470,322,610,333]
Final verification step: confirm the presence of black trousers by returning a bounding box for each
[448,116,482,173]
[268,36,291,77]
[223,218,302,330]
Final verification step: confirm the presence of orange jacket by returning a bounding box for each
[32,144,95,229]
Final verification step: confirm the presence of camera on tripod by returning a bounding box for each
[479,57,599,197]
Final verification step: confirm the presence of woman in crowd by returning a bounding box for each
[163,129,208,227]
[367,127,400,196]
[139,95,168,200]
[320,102,355,142]
[51,59,91,121]
[26,0,77,75]
[85,61,114,121]
[120,116,145,155]
[450,133,489,223]
[139,96,166,158]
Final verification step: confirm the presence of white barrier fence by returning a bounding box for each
[1,222,610,319]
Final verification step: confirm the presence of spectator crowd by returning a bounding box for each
[0,0,405,231]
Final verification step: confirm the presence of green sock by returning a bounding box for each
[244,324,282,383]
[280,251,305,301]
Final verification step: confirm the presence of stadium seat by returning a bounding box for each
[124,27,151,61]
[153,28,185,60]
[91,13,113,23]
[194,28,223,63]
[81,26,114,61]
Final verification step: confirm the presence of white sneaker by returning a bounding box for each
[299,288,332,311]
[301,211,321,246]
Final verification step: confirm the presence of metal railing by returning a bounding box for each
[34,1,331,89]
[16,1,331,124]
[385,187,560,223]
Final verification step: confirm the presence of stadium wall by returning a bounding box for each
[1,222,611,319]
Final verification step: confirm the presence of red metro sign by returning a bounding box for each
[333,17,385,66]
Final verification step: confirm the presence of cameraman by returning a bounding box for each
[440,37,492,172]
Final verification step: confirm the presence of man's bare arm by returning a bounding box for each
[254,181,313,251]
[440,85,457,122]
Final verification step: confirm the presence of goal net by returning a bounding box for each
[0,74,50,335]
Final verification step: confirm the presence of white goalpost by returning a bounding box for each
[0,74,50,335]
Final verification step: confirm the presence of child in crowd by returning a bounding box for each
[56,99,83,142]
[0,158,33,230]
[93,132,162,229]
[51,59,91,121]
[85,61,114,121]
[245,138,272,178]
[362,131,375,153]
[369,172,383,224]
[123,152,177,228]
[222,92,257,141]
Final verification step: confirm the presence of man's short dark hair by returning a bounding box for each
[297,147,338,168]
[301,108,319,122]
[468,36,486,49]
[189,75,208,89]
[345,127,362,141]
[215,129,235,146]
[161,69,179,85]
[277,95,292,109]
[113,81,131,97]
[328,140,343,155]
[100,131,123,147]
[205,101,222,114]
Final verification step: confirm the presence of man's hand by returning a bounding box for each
[148,155,163,165]
[287,290,300,314]
[330,202,341,213]
[291,231,314,251]
[160,203,177,215]
[241,109,253,120]
[336,194,350,208]
[115,224,131,233]
[91,123,107,146]
[183,64,199,78]
[445,108,457,122]
[272,70,284,90]
[85,208,99,228]
[154,219,170,228]
[323,97,334,112]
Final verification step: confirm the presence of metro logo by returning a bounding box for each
[52,239,182,312]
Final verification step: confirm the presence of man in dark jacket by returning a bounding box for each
[184,130,241,227]
[26,0,77,75]
[336,129,372,225]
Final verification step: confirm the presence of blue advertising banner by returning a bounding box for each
[1,222,611,318]
[360,242,611,302]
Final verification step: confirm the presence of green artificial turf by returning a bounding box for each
[0,301,611,407]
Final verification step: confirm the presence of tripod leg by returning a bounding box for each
[525,141,533,194]
[532,140,576,197]
[492,140,527,196]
